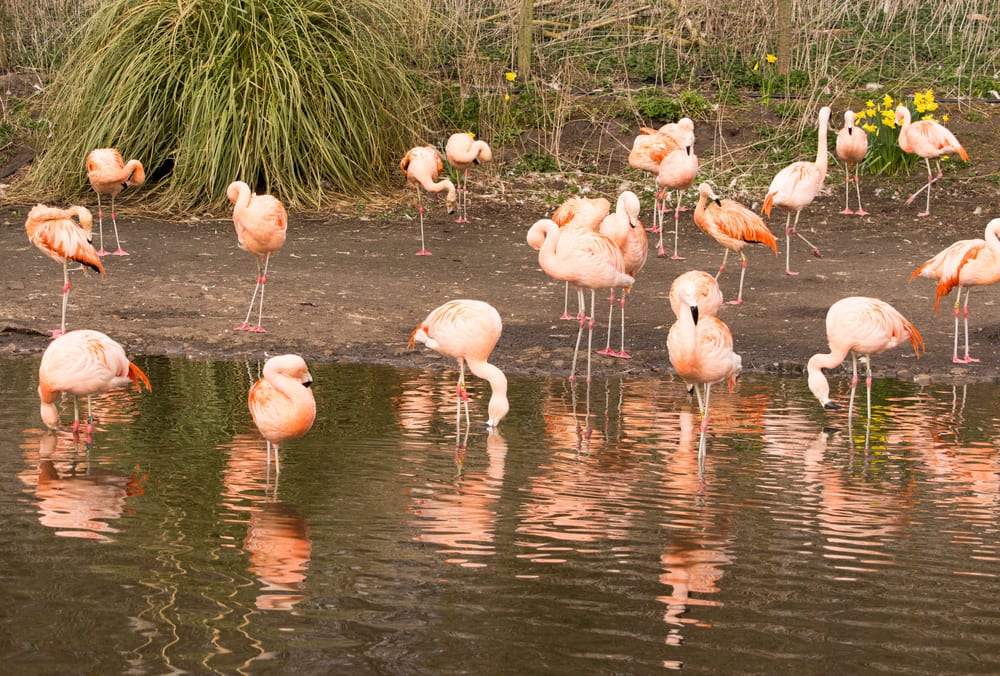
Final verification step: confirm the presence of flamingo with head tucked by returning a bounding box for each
[656,145,699,259]
[762,106,831,275]
[86,148,145,256]
[249,354,316,473]
[401,146,457,255]
[228,180,288,333]
[25,204,105,337]
[895,105,968,217]
[445,133,493,224]
[835,110,869,215]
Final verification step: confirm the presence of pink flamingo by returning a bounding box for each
[669,270,724,321]
[666,271,742,458]
[895,105,969,217]
[835,110,869,215]
[38,329,152,440]
[655,144,698,259]
[227,180,288,333]
[445,133,493,223]
[408,299,509,430]
[762,105,831,275]
[400,146,457,255]
[249,354,316,473]
[527,196,610,320]
[910,218,1000,363]
[597,190,646,358]
[628,126,684,235]
[693,183,777,304]
[807,296,923,423]
[526,218,634,383]
[86,148,145,256]
[25,204,105,337]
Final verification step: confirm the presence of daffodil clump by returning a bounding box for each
[855,90,943,175]
[753,53,779,104]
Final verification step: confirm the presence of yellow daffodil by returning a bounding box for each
[862,123,878,133]
[504,93,510,101]
[866,99,876,109]
[753,62,759,72]
[943,114,949,122]
[505,71,517,82]
[882,94,893,109]
[766,54,777,64]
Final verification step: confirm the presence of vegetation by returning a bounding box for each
[1,0,997,208]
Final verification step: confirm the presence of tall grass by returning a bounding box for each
[20,0,428,209]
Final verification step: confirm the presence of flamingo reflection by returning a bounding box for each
[219,432,312,610]
[18,430,146,542]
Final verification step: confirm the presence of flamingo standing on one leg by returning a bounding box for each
[445,133,493,224]
[835,110,869,215]
[228,180,288,333]
[527,196,610,320]
[408,299,509,431]
[249,354,316,474]
[910,218,1000,363]
[86,148,145,256]
[762,105,831,275]
[655,145,699,259]
[25,204,105,337]
[692,183,777,304]
[666,272,742,459]
[628,126,685,236]
[527,218,634,383]
[400,146,457,255]
[38,329,152,441]
[895,105,969,217]
[597,190,646,358]
[807,296,923,426]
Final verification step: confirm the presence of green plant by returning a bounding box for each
[20,0,425,210]
[679,90,711,120]
[634,89,681,123]
[513,151,559,173]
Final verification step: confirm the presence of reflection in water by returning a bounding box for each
[220,432,312,610]
[18,430,146,542]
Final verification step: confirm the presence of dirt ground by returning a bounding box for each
[3,111,1000,386]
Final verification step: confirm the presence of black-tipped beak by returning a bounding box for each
[303,380,313,389]
[824,401,840,410]
[690,304,699,324]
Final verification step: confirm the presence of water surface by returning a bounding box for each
[1,357,998,673]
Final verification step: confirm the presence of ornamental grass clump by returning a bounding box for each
[21,0,425,210]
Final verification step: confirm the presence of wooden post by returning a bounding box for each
[776,0,791,75]
[517,0,533,80]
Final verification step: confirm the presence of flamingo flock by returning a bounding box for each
[23,97,982,466]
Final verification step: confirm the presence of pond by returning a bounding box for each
[1,356,998,673]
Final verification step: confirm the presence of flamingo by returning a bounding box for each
[445,133,493,224]
[655,145,699,259]
[762,105,831,275]
[597,190,646,358]
[38,329,152,440]
[835,110,869,215]
[628,127,684,236]
[527,196,610,320]
[807,296,923,425]
[227,180,288,333]
[86,148,145,256]
[910,218,1000,363]
[400,145,457,255]
[249,354,316,474]
[24,204,105,337]
[895,105,969,217]
[666,271,742,458]
[668,270,724,321]
[693,183,777,304]
[408,299,509,430]
[526,218,634,383]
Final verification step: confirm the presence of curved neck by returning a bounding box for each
[467,359,508,426]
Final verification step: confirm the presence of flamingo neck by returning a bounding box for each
[467,359,509,426]
[806,348,849,407]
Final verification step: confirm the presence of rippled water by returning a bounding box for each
[1,356,998,673]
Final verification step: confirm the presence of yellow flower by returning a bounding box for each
[753,62,759,72]
[866,99,876,109]
[766,54,777,64]
[505,71,517,82]
[881,111,896,128]
[882,94,893,109]
[925,88,935,102]
[504,93,510,102]
[862,123,878,133]
[943,114,949,122]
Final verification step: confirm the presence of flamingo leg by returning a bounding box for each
[647,188,662,233]
[957,287,979,363]
[569,288,586,382]
[95,193,108,256]
[852,165,868,216]
[251,253,271,332]
[715,249,730,280]
[585,289,597,383]
[865,354,873,425]
[54,262,71,338]
[670,191,685,260]
[561,281,574,320]
[905,157,937,217]
[840,165,854,214]
[236,256,264,331]
[848,352,858,425]
[598,289,616,356]
[455,169,469,223]
[784,212,797,276]
[616,291,631,359]
[729,252,748,305]
[415,187,431,255]
[787,210,821,274]
[697,384,711,461]
[109,194,128,256]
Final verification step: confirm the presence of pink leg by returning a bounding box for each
[597,290,616,356]
[615,294,631,359]
[110,198,129,255]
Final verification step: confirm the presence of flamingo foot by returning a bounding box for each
[250,326,267,333]
[917,211,931,218]
[657,245,667,258]
[727,298,744,305]
[111,248,129,256]
[455,217,469,223]
[568,374,577,383]
[97,248,110,256]
[811,248,822,258]
[905,194,917,205]
[597,347,616,356]
[416,249,432,256]
[785,269,800,276]
[646,226,661,233]
[955,355,980,364]
[614,350,632,359]
[839,208,855,215]
[235,322,253,331]
[854,209,869,216]
[670,254,686,261]
[559,313,574,320]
